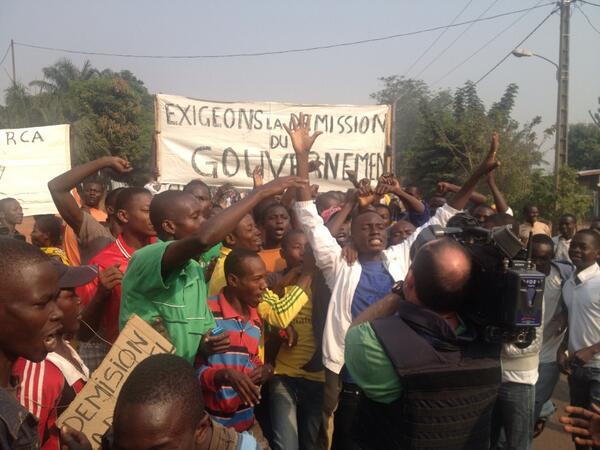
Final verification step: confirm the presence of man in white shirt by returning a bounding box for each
[527,236,573,432]
[559,229,600,450]
[285,115,501,450]
[552,213,577,263]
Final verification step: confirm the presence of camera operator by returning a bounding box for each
[344,238,501,450]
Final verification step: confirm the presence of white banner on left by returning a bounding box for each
[0,124,71,215]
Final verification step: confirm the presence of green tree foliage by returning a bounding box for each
[0,59,153,184]
[527,166,592,222]
[372,77,546,207]
[567,123,600,170]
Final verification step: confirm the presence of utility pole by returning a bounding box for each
[554,0,571,191]
[10,39,16,86]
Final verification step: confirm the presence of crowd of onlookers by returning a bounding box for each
[1,122,600,450]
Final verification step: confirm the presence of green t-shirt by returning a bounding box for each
[199,242,222,268]
[345,322,402,404]
[345,320,466,404]
[120,240,216,364]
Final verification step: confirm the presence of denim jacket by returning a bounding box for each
[0,386,39,450]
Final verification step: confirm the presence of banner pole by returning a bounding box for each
[153,95,160,179]
[385,104,394,174]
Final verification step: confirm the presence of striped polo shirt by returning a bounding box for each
[196,291,263,432]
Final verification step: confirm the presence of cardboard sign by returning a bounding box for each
[156,94,390,192]
[0,124,70,215]
[57,315,175,447]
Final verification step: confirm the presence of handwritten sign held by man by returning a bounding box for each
[57,315,175,447]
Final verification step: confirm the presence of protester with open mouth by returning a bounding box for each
[287,115,500,449]
[258,203,292,273]
[0,238,63,449]
[13,260,97,450]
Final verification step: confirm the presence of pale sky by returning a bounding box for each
[1,0,599,166]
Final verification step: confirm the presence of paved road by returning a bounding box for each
[534,375,575,450]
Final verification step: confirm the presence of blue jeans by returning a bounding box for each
[490,382,535,450]
[534,362,561,421]
[269,375,324,450]
[568,366,600,450]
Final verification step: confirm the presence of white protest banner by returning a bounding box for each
[0,124,71,215]
[57,315,175,448]
[156,94,390,192]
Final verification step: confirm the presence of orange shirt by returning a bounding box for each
[259,248,287,273]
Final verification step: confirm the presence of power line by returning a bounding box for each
[577,4,600,35]
[580,0,600,7]
[431,0,549,87]
[415,0,501,79]
[404,0,474,76]
[13,3,556,60]
[474,7,558,84]
[0,43,10,67]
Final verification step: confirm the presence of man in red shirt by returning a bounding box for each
[13,261,97,450]
[77,187,155,370]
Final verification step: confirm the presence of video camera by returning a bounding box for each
[411,221,544,347]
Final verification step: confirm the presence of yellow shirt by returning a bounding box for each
[41,247,71,265]
[208,246,232,297]
[258,286,324,382]
[519,221,552,243]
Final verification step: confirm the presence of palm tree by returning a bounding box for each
[29,58,98,94]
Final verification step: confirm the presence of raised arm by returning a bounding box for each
[437,182,487,206]
[326,189,357,236]
[161,176,307,275]
[448,133,500,211]
[283,113,322,201]
[486,171,509,214]
[376,175,425,214]
[47,156,132,233]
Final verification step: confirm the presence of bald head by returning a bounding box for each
[412,238,472,313]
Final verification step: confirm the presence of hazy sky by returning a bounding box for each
[1,0,599,165]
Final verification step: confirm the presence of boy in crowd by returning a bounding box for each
[48,156,132,265]
[0,238,63,448]
[98,354,260,450]
[31,214,71,265]
[208,213,263,296]
[558,229,600,450]
[553,213,577,262]
[196,249,272,448]
[258,203,291,273]
[63,178,107,266]
[120,176,305,364]
[286,114,499,449]
[530,235,573,433]
[77,187,155,371]
[14,260,96,450]
[183,179,222,271]
[388,220,415,246]
[264,229,324,450]
[183,178,214,219]
[0,197,24,239]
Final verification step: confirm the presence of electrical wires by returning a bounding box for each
[11,2,556,60]
[474,7,559,85]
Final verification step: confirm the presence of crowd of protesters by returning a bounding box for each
[0,116,600,450]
